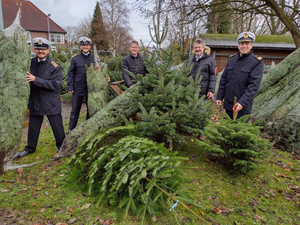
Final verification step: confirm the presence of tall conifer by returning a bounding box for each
[89,2,109,50]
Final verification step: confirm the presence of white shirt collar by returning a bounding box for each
[195,54,204,61]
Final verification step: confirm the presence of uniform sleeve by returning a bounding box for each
[208,57,217,93]
[33,65,63,91]
[217,65,228,101]
[67,58,76,91]
[122,57,133,87]
[238,60,264,107]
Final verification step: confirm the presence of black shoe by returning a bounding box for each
[17,150,31,158]
[66,129,71,134]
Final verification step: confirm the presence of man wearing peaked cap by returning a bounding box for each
[216,31,264,119]
[32,37,50,49]
[237,32,256,43]
[78,36,92,45]
[66,36,94,134]
[17,37,65,158]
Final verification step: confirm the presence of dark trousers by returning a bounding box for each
[226,109,248,120]
[68,95,89,130]
[25,114,65,153]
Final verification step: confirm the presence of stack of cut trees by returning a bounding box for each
[252,48,300,151]
[0,34,30,174]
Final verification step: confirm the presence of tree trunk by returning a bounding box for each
[0,151,5,175]
[57,85,139,158]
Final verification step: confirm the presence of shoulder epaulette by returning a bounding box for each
[51,61,58,68]
[71,53,78,58]
[256,56,263,60]
[229,54,235,58]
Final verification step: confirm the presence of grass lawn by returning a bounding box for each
[0,112,299,225]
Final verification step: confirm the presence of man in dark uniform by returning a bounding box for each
[122,40,147,87]
[17,37,65,158]
[216,31,264,119]
[186,38,217,99]
[66,37,94,133]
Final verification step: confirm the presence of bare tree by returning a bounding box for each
[187,0,300,47]
[100,0,133,55]
[135,0,300,48]
[75,16,92,38]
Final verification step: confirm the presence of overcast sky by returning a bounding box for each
[29,0,153,44]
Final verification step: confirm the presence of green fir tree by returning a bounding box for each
[201,114,272,174]
[0,33,31,174]
[89,2,109,50]
[125,47,210,146]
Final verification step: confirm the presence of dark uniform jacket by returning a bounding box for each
[28,56,62,116]
[67,52,94,96]
[122,53,147,87]
[186,54,217,97]
[217,50,264,114]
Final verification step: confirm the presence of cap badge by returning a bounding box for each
[38,39,43,45]
[244,33,249,38]
[83,38,86,42]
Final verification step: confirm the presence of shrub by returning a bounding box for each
[201,114,272,173]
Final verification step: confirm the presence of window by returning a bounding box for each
[51,33,55,43]
[57,34,62,44]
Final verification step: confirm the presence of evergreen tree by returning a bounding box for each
[89,2,109,50]
[125,47,210,146]
[201,114,272,173]
[0,33,30,174]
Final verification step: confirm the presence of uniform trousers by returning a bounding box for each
[68,95,89,130]
[25,114,65,153]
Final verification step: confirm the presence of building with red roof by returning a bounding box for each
[2,0,66,51]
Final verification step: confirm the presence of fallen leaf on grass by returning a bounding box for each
[151,215,157,222]
[268,189,276,197]
[40,208,46,213]
[211,207,221,214]
[16,168,24,173]
[68,218,77,224]
[253,214,266,223]
[103,219,112,225]
[33,187,42,191]
[25,209,30,214]
[68,207,76,212]
[80,203,91,210]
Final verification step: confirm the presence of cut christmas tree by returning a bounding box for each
[0,34,31,174]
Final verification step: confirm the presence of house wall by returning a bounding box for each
[29,31,66,52]
[211,48,294,72]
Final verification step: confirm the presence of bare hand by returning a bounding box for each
[69,90,74,94]
[232,103,243,112]
[216,100,222,106]
[207,92,214,99]
[107,75,111,83]
[26,72,35,82]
